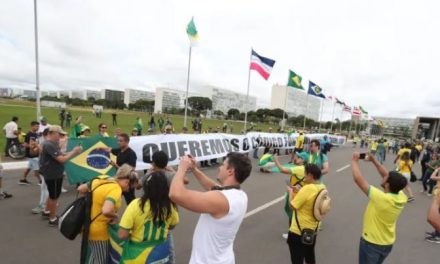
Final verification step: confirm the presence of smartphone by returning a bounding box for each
[359,153,367,159]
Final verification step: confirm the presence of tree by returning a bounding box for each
[129,99,154,112]
[213,110,224,116]
[256,108,271,122]
[188,97,212,112]
[227,108,240,119]
[270,108,286,119]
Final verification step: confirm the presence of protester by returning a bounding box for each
[164,125,173,134]
[274,152,307,239]
[3,116,19,157]
[79,126,91,138]
[376,139,386,164]
[294,132,305,153]
[422,153,440,195]
[38,116,50,136]
[19,121,41,185]
[31,128,49,214]
[131,128,138,136]
[170,153,251,264]
[66,111,72,128]
[286,164,325,264]
[105,133,137,205]
[351,152,408,264]
[149,115,156,130]
[39,125,81,226]
[158,116,164,132]
[114,128,122,138]
[426,191,440,243]
[394,142,412,164]
[112,112,117,126]
[421,145,433,181]
[59,109,66,128]
[307,139,329,176]
[0,163,12,199]
[398,152,415,201]
[118,171,179,263]
[77,164,138,264]
[258,151,275,173]
[135,117,143,136]
[97,123,109,137]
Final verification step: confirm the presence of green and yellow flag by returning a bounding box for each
[287,70,304,89]
[65,136,118,184]
[186,17,199,45]
[359,106,368,114]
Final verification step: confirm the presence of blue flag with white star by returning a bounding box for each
[307,81,326,99]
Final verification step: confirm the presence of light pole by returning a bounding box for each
[34,0,41,120]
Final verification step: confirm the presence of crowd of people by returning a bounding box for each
[2,114,440,264]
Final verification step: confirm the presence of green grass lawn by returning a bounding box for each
[0,100,273,156]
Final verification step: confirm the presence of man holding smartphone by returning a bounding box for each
[351,152,408,264]
[19,121,41,185]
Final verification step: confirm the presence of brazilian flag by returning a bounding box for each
[65,135,118,184]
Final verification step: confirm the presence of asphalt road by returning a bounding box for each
[0,145,438,264]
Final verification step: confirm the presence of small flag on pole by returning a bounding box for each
[307,81,326,99]
[249,50,276,80]
[336,98,344,105]
[343,104,352,112]
[359,106,368,114]
[352,106,361,116]
[287,70,304,89]
[186,17,199,45]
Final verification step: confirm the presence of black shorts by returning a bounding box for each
[45,178,63,199]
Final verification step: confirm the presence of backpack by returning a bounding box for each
[58,179,115,240]
[313,188,331,221]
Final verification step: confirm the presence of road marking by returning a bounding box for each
[244,195,285,219]
[336,164,350,172]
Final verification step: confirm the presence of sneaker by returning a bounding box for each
[61,187,68,193]
[31,206,44,214]
[18,179,31,185]
[425,236,440,244]
[427,193,433,197]
[0,191,12,199]
[282,233,288,239]
[48,217,59,227]
[41,211,50,219]
[408,197,415,202]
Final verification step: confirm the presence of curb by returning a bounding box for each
[1,161,28,171]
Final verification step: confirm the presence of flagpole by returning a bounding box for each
[303,94,309,131]
[348,114,353,136]
[183,45,192,128]
[318,99,324,132]
[339,106,343,133]
[329,101,336,133]
[243,48,252,132]
[281,79,289,131]
[34,0,41,120]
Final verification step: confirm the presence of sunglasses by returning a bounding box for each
[100,126,107,129]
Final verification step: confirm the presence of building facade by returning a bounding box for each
[86,90,102,100]
[154,87,201,113]
[124,88,155,105]
[204,86,257,114]
[102,89,124,102]
[270,84,320,120]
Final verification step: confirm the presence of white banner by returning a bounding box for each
[129,133,346,170]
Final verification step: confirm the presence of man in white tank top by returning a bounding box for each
[170,153,252,264]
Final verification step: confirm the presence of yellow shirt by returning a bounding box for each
[295,135,305,149]
[371,142,378,151]
[89,176,122,241]
[362,186,407,245]
[397,148,411,157]
[289,183,325,235]
[120,198,179,243]
[18,132,26,144]
[289,165,305,186]
[415,145,423,152]
[398,160,413,174]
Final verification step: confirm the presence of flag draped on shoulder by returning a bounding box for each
[287,70,304,89]
[250,49,276,80]
[307,81,326,99]
[186,17,199,46]
[65,136,118,184]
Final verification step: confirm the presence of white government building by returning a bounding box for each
[270,84,320,121]
[124,88,155,105]
[203,86,257,114]
[153,87,202,113]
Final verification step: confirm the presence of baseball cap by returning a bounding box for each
[81,126,91,132]
[295,151,309,161]
[40,116,48,122]
[48,125,66,135]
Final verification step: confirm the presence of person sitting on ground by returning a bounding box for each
[169,153,251,264]
[77,164,138,264]
[258,149,275,173]
[426,191,440,244]
[398,152,415,202]
[351,152,408,264]
[286,164,326,264]
[118,171,179,264]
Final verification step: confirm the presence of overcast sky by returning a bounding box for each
[1,0,439,120]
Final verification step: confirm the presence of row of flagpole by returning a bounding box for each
[181,17,372,133]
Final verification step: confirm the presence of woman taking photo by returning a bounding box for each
[77,164,138,264]
[117,171,179,263]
